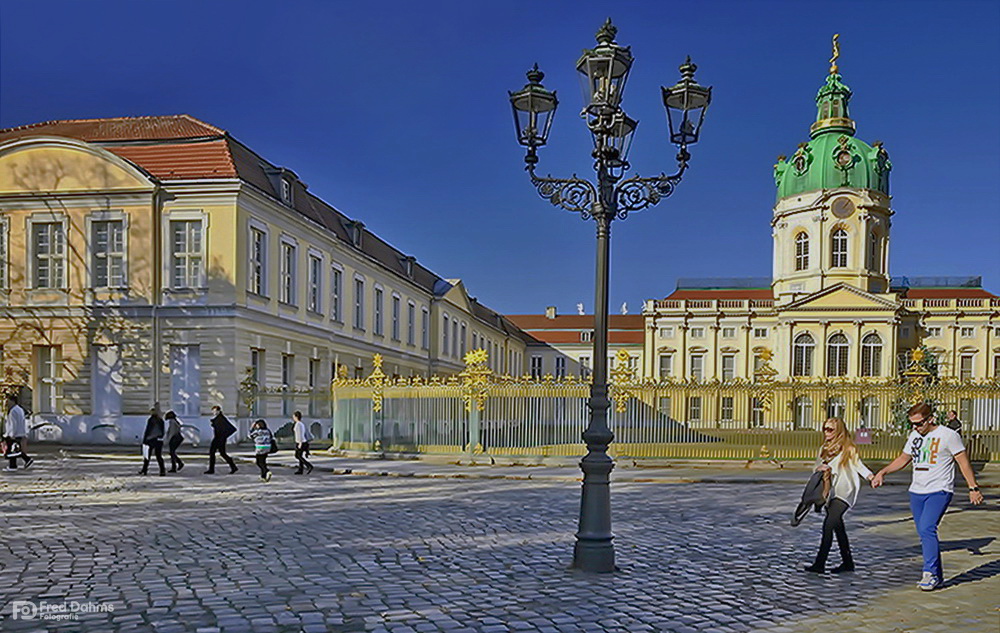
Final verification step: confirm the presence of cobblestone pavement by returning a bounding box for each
[0,456,997,633]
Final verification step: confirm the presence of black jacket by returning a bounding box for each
[143,414,165,445]
[210,413,236,439]
[790,471,828,526]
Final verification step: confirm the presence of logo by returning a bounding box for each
[7,600,115,621]
[12,601,37,620]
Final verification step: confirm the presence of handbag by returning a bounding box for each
[269,437,279,454]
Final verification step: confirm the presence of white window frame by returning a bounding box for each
[421,307,429,350]
[959,354,974,380]
[658,326,674,339]
[373,286,385,336]
[278,236,298,305]
[753,327,769,339]
[581,330,594,343]
[247,219,268,297]
[831,228,849,268]
[27,213,69,290]
[307,251,323,313]
[690,327,705,339]
[658,353,672,379]
[721,326,736,339]
[959,326,975,339]
[353,276,365,330]
[87,211,128,289]
[530,355,543,379]
[460,322,467,356]
[407,301,416,346]
[721,354,736,381]
[330,264,343,322]
[793,333,815,377]
[861,333,882,377]
[442,312,450,353]
[926,326,942,338]
[827,333,850,377]
[689,354,704,381]
[554,356,566,378]
[164,211,207,290]
[391,294,401,341]
[35,345,61,413]
[794,231,809,271]
[720,396,734,422]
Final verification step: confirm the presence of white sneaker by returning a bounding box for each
[265,471,272,482]
[4,466,16,472]
[917,571,939,591]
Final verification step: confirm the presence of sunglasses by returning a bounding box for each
[910,417,932,427]
[823,426,836,432]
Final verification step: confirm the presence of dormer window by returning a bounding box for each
[280,179,293,205]
[341,219,365,248]
[401,256,416,278]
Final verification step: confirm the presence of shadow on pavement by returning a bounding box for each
[943,557,1000,588]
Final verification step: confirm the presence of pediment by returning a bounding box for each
[0,137,154,194]
[442,279,474,314]
[782,283,899,312]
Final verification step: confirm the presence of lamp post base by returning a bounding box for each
[572,449,616,572]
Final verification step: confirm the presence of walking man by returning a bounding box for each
[872,402,984,590]
[205,405,238,474]
[943,409,962,434]
[292,411,313,475]
[140,404,166,476]
[3,394,33,471]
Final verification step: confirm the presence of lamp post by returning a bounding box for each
[508,19,711,572]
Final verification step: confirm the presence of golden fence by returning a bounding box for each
[318,352,1000,463]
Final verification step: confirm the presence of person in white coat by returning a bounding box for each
[803,417,873,574]
[4,394,33,471]
[292,411,313,475]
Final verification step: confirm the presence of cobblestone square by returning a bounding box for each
[1,456,997,632]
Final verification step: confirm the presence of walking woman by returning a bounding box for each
[139,405,166,476]
[165,411,184,472]
[804,417,874,573]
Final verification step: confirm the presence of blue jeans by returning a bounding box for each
[909,491,953,580]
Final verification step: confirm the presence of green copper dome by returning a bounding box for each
[774,71,891,200]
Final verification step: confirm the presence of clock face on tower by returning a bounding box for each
[831,197,855,219]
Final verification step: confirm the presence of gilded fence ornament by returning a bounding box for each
[460,348,492,412]
[902,348,933,405]
[753,348,779,412]
[238,366,259,415]
[610,349,637,413]
[366,354,388,412]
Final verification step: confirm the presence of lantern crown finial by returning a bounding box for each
[526,63,544,84]
[679,56,697,80]
[596,18,617,44]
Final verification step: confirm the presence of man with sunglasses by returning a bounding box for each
[871,402,984,591]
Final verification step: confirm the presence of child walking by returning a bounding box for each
[249,419,274,482]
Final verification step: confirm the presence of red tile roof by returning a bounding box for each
[664,288,774,300]
[506,314,644,330]
[0,115,224,143]
[109,140,236,179]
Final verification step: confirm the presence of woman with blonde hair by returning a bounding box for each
[804,417,874,574]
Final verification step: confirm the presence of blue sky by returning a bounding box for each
[2,1,998,315]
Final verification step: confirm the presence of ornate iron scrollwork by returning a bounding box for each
[529,169,598,220]
[614,172,683,219]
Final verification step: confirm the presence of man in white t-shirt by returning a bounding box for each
[872,402,984,591]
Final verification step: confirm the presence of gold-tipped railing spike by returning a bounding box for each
[753,347,779,412]
[610,349,637,413]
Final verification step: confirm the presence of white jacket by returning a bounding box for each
[293,420,313,444]
[4,404,27,437]
[816,448,873,507]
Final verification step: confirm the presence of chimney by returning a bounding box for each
[545,306,557,319]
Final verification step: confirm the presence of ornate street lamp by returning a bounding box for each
[509,18,711,573]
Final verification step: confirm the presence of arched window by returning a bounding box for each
[794,232,809,271]
[792,333,814,376]
[827,333,849,377]
[794,396,813,429]
[868,231,880,272]
[861,333,882,377]
[831,229,848,268]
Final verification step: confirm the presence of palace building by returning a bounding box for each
[0,116,531,443]
[641,58,998,385]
